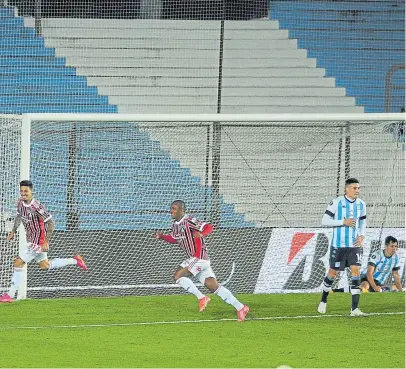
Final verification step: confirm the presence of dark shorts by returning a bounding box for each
[361,276,382,292]
[329,247,362,271]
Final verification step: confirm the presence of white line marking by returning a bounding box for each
[0,312,403,331]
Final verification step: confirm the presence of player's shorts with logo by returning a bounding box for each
[329,247,362,270]
[180,257,216,283]
[19,243,47,263]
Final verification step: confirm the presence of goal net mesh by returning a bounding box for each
[0,115,22,292]
[0,115,404,298]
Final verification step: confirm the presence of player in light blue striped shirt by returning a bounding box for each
[361,236,403,292]
[323,189,367,249]
[318,178,367,316]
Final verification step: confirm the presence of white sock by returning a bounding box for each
[49,258,76,270]
[8,267,25,299]
[176,277,205,299]
[215,286,244,311]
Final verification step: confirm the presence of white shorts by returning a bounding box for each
[19,243,48,264]
[180,257,216,284]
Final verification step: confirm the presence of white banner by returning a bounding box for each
[255,228,405,294]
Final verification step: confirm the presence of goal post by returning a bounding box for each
[21,112,405,122]
[0,113,404,299]
[16,116,31,299]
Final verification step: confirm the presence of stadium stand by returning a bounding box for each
[37,17,362,113]
[270,0,405,112]
[1,1,403,229]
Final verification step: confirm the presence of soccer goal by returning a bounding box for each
[0,113,404,299]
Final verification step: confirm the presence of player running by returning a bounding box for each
[0,180,87,303]
[155,200,249,322]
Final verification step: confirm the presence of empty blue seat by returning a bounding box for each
[0,7,14,16]
[279,19,404,31]
[0,56,67,66]
[0,66,78,75]
[0,105,117,113]
[297,39,404,49]
[0,27,36,36]
[0,47,55,56]
[2,85,98,94]
[273,0,403,11]
[308,49,405,59]
[0,75,89,85]
[276,10,405,21]
[323,68,402,79]
[0,17,24,26]
[0,38,44,47]
[0,94,108,104]
[289,30,405,41]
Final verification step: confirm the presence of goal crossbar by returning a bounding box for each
[23,113,405,123]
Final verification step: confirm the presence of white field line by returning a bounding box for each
[0,312,403,331]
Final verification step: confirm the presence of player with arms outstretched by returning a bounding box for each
[0,180,87,303]
[318,178,367,316]
[155,200,249,322]
[361,236,403,293]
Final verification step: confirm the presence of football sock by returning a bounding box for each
[176,277,205,299]
[215,286,244,311]
[321,275,334,303]
[49,258,76,270]
[351,276,361,310]
[8,267,25,299]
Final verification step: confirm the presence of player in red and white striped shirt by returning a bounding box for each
[0,180,87,303]
[155,200,249,322]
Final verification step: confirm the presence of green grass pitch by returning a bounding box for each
[0,292,404,368]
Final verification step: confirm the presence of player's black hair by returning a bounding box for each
[345,178,359,186]
[385,235,398,246]
[171,200,185,210]
[19,180,33,189]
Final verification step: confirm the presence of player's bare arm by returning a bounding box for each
[7,214,22,241]
[41,218,55,251]
[393,270,403,292]
[366,265,381,292]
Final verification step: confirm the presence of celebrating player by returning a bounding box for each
[0,180,87,303]
[361,236,403,293]
[317,178,367,316]
[155,200,250,322]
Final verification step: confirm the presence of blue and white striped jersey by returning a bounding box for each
[324,195,367,248]
[363,250,400,285]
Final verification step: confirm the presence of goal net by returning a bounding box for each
[0,113,405,299]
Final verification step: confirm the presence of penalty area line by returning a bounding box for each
[0,311,404,331]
